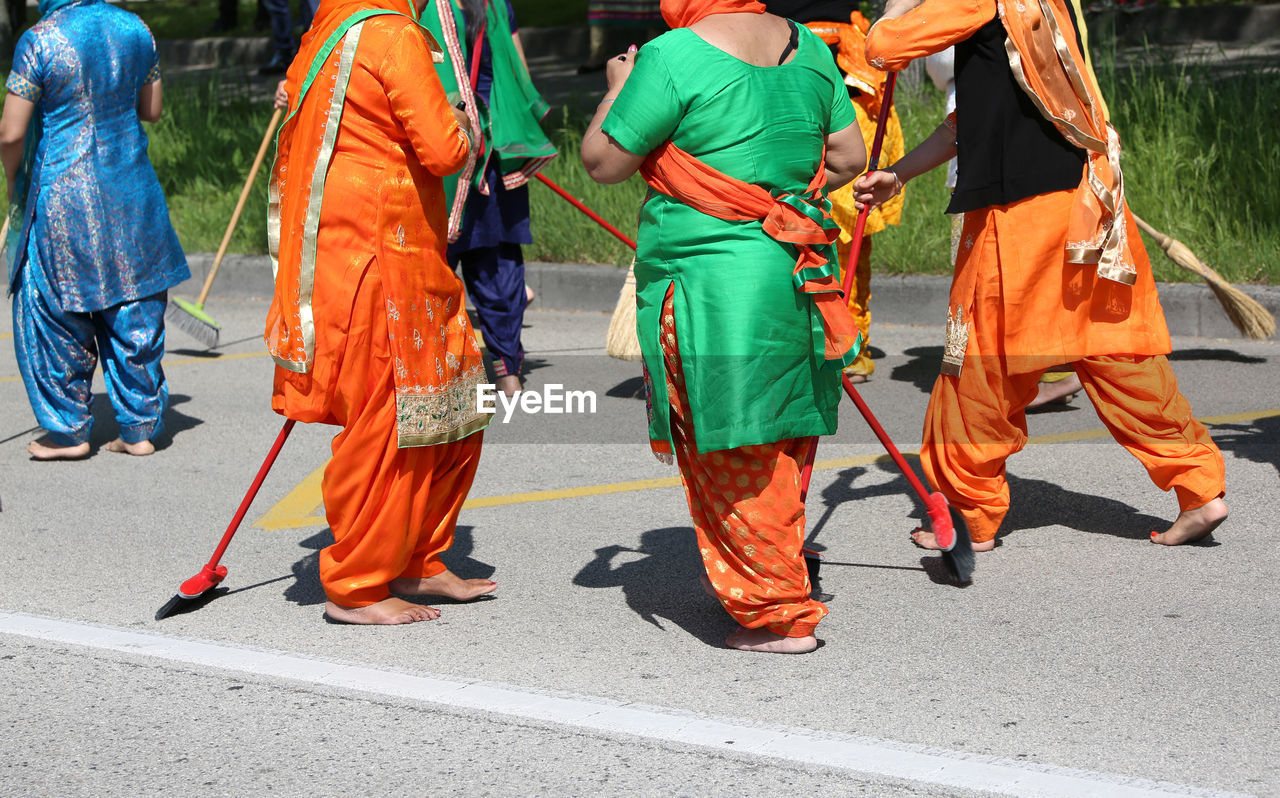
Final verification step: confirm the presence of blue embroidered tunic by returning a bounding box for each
[5,0,189,313]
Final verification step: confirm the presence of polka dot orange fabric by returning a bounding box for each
[658,289,828,638]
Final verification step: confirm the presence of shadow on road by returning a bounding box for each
[573,526,727,647]
[809,456,1177,549]
[1210,413,1280,479]
[86,391,203,450]
[1167,347,1268,364]
[889,345,944,395]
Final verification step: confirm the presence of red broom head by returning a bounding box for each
[178,564,228,600]
[925,492,956,551]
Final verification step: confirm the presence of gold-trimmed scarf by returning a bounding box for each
[1000,0,1136,285]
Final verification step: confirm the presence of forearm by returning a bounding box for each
[580,93,624,183]
[888,121,956,184]
[2,139,24,202]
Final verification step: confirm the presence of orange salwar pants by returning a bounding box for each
[837,235,874,377]
[920,191,1225,544]
[658,292,828,637]
[922,354,1225,545]
[279,261,482,608]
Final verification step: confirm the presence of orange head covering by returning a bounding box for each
[805,11,886,108]
[660,0,764,29]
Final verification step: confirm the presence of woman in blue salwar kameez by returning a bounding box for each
[1,0,189,459]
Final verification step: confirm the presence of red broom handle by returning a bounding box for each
[840,72,897,297]
[801,72,898,500]
[841,374,931,503]
[204,418,296,568]
[535,173,637,250]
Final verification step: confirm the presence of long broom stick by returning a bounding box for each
[155,418,296,619]
[167,107,284,349]
[1132,213,1275,340]
[531,173,644,360]
[799,73,975,585]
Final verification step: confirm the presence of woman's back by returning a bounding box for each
[610,23,846,195]
[5,0,187,314]
[14,1,158,177]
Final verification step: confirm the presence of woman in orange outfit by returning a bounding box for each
[266,0,495,624]
[855,0,1227,551]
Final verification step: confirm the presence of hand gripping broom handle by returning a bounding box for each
[194,107,285,307]
[535,173,638,250]
[800,71,898,500]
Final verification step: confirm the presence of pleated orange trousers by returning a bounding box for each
[919,194,1226,543]
[659,291,828,637]
[291,260,483,607]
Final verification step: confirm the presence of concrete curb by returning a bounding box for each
[176,253,1278,341]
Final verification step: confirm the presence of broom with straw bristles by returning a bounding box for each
[1132,213,1276,340]
[605,259,641,360]
[531,174,642,359]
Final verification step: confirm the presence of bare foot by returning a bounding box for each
[1151,498,1228,546]
[324,597,440,625]
[390,569,497,601]
[911,528,996,552]
[1028,373,1082,409]
[103,438,155,456]
[495,374,521,397]
[27,437,90,461]
[843,372,869,384]
[726,627,818,654]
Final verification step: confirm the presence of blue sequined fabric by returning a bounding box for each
[5,0,189,313]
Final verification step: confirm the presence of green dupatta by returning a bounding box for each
[477,0,557,189]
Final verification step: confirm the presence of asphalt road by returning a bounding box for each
[1,299,1277,797]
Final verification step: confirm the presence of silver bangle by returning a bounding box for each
[885,166,904,197]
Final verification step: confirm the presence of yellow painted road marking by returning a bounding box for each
[253,407,1280,530]
[0,349,271,384]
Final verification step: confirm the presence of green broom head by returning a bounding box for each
[167,297,221,348]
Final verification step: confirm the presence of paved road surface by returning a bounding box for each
[1,300,1276,796]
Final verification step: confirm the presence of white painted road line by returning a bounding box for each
[0,611,1252,798]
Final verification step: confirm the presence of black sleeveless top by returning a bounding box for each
[762,0,854,24]
[946,10,1088,214]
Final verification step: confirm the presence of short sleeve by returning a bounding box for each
[143,27,162,84]
[506,0,518,33]
[5,32,44,103]
[820,41,857,133]
[601,43,683,158]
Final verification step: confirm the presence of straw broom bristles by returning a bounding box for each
[606,259,643,361]
[1133,213,1275,340]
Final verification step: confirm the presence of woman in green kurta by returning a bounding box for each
[603,20,858,452]
[582,0,866,654]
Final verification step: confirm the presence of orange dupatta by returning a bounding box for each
[640,143,862,364]
[1000,0,1136,285]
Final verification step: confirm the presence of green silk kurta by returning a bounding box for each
[602,25,858,453]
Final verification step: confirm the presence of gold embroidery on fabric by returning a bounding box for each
[941,305,969,376]
[1000,0,1137,286]
[395,365,491,447]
